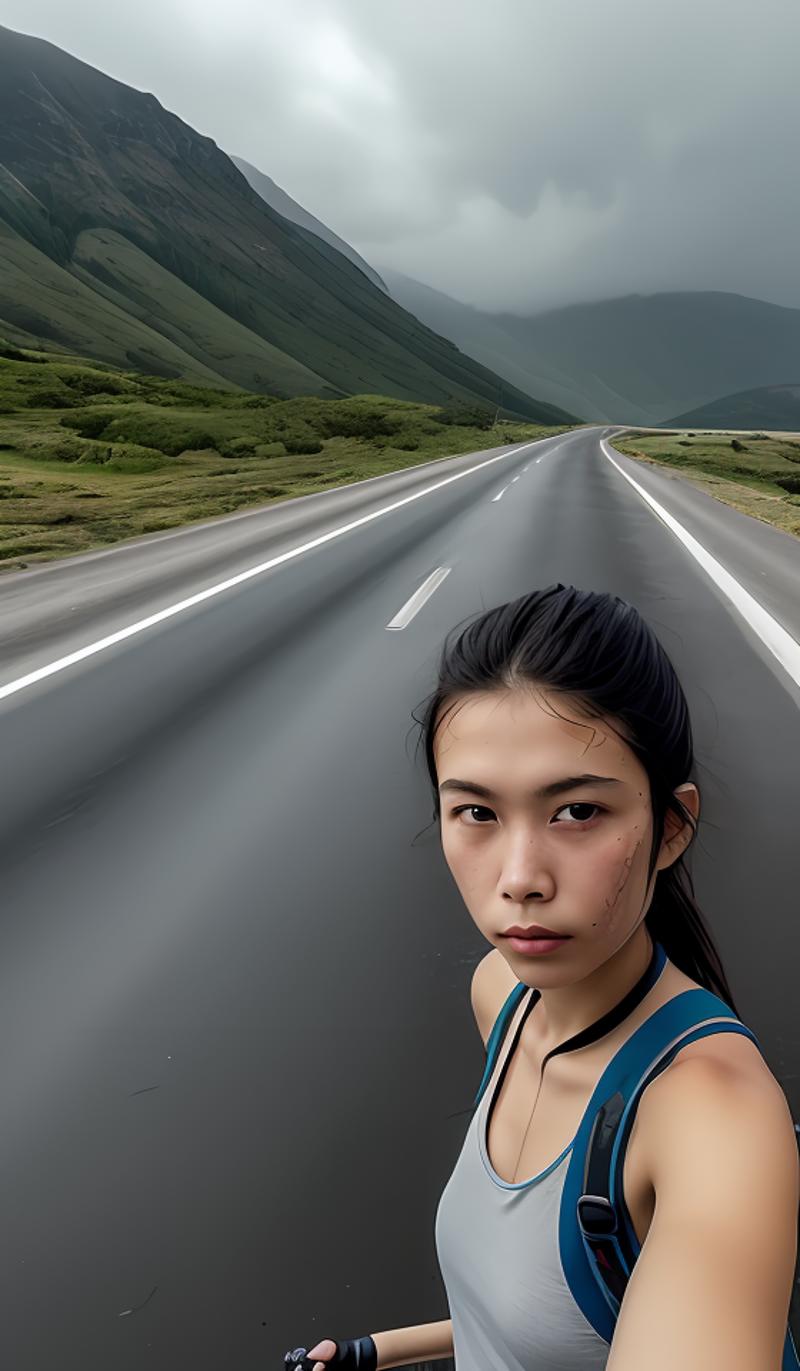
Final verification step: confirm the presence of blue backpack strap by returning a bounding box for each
[560,988,761,1345]
[471,980,530,1112]
[602,1011,800,1371]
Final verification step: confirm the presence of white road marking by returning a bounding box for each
[601,438,800,688]
[491,487,508,502]
[0,435,555,702]
[385,566,452,630]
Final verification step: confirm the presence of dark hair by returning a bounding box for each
[412,583,740,1017]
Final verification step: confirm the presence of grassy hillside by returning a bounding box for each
[663,383,800,431]
[611,429,800,538]
[0,346,580,568]
[0,24,576,425]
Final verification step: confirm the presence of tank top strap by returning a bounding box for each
[559,987,761,1346]
[472,981,531,1111]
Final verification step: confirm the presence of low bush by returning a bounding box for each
[28,436,87,463]
[314,403,402,439]
[61,410,114,439]
[434,401,496,429]
[103,445,172,473]
[61,372,127,396]
[25,390,77,408]
[284,435,324,455]
[254,441,287,458]
[98,413,222,455]
[220,436,259,458]
[173,432,220,454]
[730,438,748,452]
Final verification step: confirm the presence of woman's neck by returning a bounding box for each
[532,923,656,1051]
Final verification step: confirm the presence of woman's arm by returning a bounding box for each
[369,1317,453,1368]
[606,1055,799,1371]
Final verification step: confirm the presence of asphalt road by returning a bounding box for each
[0,424,798,1369]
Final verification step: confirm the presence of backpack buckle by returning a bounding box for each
[577,1194,618,1237]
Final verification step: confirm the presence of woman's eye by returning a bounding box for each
[450,802,603,826]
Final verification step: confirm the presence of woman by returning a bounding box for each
[287,584,799,1371]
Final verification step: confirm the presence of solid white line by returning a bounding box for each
[601,438,800,687]
[385,566,452,630]
[0,435,556,702]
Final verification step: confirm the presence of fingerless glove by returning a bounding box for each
[284,1334,378,1370]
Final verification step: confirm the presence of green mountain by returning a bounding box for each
[663,383,800,431]
[380,269,800,427]
[230,155,388,296]
[0,25,576,424]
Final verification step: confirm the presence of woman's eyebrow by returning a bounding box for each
[438,774,624,801]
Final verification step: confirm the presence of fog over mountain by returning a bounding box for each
[379,270,800,425]
[4,0,799,316]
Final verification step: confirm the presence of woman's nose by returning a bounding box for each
[500,834,555,900]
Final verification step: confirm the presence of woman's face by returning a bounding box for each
[434,686,696,983]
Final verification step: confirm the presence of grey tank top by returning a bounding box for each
[434,987,612,1371]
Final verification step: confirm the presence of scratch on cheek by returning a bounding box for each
[601,837,644,931]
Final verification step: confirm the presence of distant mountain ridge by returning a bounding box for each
[663,383,800,431]
[380,268,800,429]
[0,24,575,423]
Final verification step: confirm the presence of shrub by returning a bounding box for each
[730,438,748,452]
[775,475,800,494]
[27,436,87,463]
[101,414,223,454]
[220,436,259,458]
[254,441,287,458]
[60,372,127,396]
[25,389,77,408]
[678,440,693,447]
[60,410,114,439]
[174,432,219,454]
[284,436,323,455]
[243,395,283,408]
[434,402,496,429]
[314,404,402,440]
[103,446,172,473]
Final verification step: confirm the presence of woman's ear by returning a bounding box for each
[655,783,700,872]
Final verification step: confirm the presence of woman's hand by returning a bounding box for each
[305,1338,338,1370]
[285,1335,377,1370]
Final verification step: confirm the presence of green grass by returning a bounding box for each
[611,430,800,538]
[0,347,580,567]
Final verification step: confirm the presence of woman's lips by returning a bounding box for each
[503,935,572,956]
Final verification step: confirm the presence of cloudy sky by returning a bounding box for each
[3,0,799,314]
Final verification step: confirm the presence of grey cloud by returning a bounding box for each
[4,0,799,313]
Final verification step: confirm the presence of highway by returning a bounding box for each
[0,423,798,1368]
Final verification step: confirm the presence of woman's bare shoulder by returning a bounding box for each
[635,989,797,1191]
[656,966,771,1081]
[470,947,522,1049]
